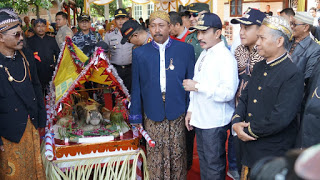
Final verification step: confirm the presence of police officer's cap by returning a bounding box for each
[115,8,128,18]
[120,20,141,44]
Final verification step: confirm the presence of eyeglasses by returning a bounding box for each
[191,12,199,17]
[6,31,24,39]
[290,22,306,27]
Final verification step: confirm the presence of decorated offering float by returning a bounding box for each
[42,37,149,179]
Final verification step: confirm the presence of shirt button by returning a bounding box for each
[264,72,267,76]
[32,117,35,120]
[253,99,258,103]
[14,108,18,112]
[33,97,36,101]
[248,113,252,117]
[258,86,262,90]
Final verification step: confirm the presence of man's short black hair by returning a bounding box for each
[169,11,183,26]
[56,11,68,19]
[179,11,190,18]
[280,8,295,16]
[139,17,143,21]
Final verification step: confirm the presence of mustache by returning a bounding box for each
[199,40,206,44]
[17,40,23,45]
[154,33,163,37]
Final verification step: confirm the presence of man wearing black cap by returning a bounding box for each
[72,14,103,57]
[27,18,60,94]
[0,8,46,179]
[183,13,239,180]
[120,20,152,47]
[104,8,134,92]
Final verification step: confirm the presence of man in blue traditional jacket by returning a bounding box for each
[129,11,195,180]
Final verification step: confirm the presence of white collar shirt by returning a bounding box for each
[155,38,170,93]
[188,41,239,129]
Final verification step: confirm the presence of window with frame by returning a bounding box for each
[230,0,242,17]
[134,4,142,20]
[147,3,154,16]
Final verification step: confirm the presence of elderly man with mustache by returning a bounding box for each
[129,11,195,180]
[0,8,46,179]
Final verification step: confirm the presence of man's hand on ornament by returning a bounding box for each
[185,112,193,131]
[183,79,198,91]
[233,122,256,142]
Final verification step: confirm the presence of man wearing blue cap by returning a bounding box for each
[231,8,266,105]
[230,8,266,178]
[183,13,239,180]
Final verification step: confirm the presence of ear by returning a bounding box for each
[304,24,310,32]
[277,36,285,48]
[215,29,222,39]
[0,33,5,42]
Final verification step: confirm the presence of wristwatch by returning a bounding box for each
[195,83,200,92]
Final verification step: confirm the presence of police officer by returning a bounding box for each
[72,14,103,57]
[120,20,153,47]
[104,8,134,92]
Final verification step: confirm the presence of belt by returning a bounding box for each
[162,92,165,102]
[112,64,132,69]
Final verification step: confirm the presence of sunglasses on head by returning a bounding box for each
[191,12,199,17]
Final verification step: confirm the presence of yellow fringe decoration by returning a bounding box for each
[41,143,149,180]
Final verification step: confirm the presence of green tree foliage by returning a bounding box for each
[0,0,53,18]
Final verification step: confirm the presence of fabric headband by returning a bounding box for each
[0,19,20,33]
[0,8,21,33]
[262,16,292,39]
[149,11,170,23]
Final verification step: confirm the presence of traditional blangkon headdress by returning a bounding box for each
[0,8,21,33]
[149,11,170,23]
[262,16,292,39]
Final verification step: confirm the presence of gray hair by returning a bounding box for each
[269,28,290,51]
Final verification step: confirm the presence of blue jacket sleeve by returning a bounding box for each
[129,50,143,124]
[185,45,195,112]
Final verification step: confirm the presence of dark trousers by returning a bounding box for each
[228,125,238,171]
[195,124,228,180]
[113,64,132,93]
[186,128,195,169]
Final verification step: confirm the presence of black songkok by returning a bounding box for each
[0,8,21,33]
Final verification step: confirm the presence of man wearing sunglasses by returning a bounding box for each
[0,8,46,179]
[288,12,320,82]
[27,18,60,95]
[120,20,152,47]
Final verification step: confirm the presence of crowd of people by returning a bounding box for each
[1,2,320,180]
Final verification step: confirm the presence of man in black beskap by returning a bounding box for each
[27,18,60,94]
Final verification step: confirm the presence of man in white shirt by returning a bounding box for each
[183,13,239,180]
